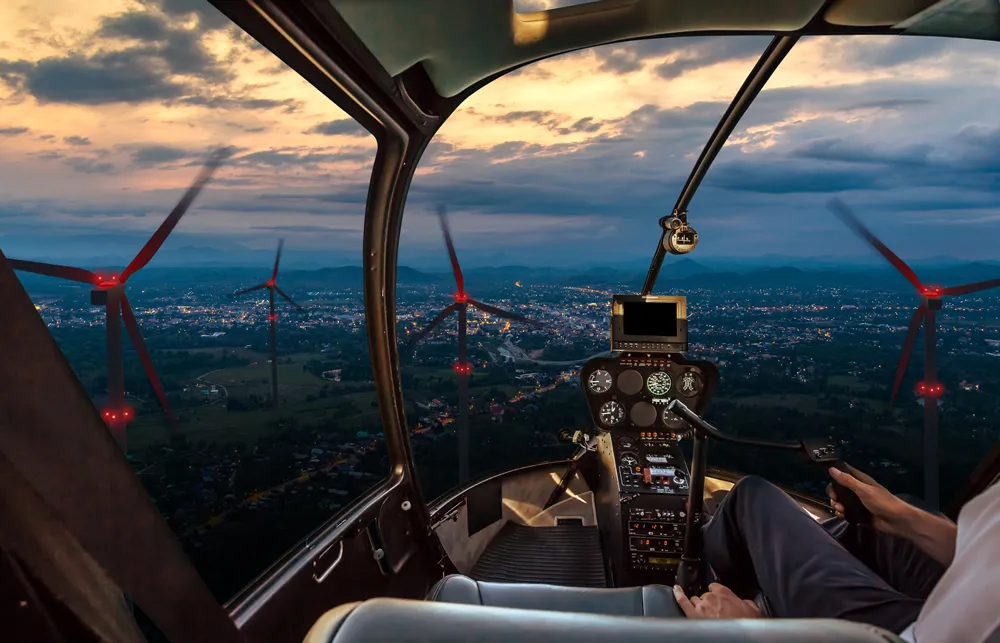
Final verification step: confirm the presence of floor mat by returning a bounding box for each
[470,522,607,587]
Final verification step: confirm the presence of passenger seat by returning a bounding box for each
[427,574,684,617]
[304,597,904,642]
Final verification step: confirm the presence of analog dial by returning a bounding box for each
[646,371,672,396]
[620,454,638,467]
[599,401,625,427]
[587,369,613,394]
[662,406,687,430]
[678,370,703,397]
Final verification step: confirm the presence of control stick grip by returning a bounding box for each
[830,460,872,525]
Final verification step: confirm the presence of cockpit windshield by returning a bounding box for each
[400,34,1000,505]
[3,3,1000,611]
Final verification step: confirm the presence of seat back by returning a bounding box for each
[304,597,903,643]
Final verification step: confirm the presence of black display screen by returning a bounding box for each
[622,301,678,337]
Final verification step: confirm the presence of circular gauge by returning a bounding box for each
[678,370,703,397]
[620,453,638,467]
[630,401,657,427]
[646,371,673,396]
[662,406,687,430]
[617,369,644,395]
[617,436,635,450]
[587,369,613,394]
[599,401,625,427]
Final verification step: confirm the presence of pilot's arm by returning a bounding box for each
[828,466,957,566]
[673,583,762,618]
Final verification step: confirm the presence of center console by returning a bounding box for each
[583,295,718,587]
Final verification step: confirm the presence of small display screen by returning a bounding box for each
[647,557,680,566]
[622,301,678,337]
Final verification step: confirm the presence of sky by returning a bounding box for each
[1,0,1000,270]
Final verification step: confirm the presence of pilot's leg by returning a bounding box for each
[825,494,945,600]
[702,475,922,633]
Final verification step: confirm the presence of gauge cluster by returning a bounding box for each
[580,353,716,436]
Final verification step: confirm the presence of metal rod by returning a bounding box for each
[924,307,939,508]
[457,304,470,485]
[642,35,799,296]
[105,291,126,452]
[678,432,707,595]
[269,287,278,409]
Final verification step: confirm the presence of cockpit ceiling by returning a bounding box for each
[328,0,999,98]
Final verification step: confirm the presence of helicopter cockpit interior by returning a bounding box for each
[3,1,1000,643]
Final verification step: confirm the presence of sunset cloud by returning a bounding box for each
[0,1,998,267]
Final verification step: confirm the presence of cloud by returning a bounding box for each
[129,144,197,165]
[790,138,931,167]
[63,157,117,174]
[653,38,770,79]
[63,135,91,146]
[232,148,372,167]
[249,224,360,233]
[0,127,28,136]
[305,119,368,136]
[98,12,170,41]
[23,53,187,105]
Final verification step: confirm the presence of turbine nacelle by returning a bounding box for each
[916,382,944,398]
[453,292,469,304]
[96,274,121,289]
[102,406,134,424]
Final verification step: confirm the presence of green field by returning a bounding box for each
[826,375,876,392]
[126,353,530,455]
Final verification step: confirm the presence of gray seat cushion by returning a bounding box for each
[304,597,905,643]
[428,574,683,618]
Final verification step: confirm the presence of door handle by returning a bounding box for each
[312,540,344,584]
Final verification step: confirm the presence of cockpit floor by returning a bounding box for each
[471,522,607,587]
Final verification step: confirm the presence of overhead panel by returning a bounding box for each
[824,0,940,26]
[329,0,827,97]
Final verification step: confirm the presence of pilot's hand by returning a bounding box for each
[828,465,908,535]
[673,583,761,619]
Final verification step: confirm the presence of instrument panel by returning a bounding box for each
[581,353,716,436]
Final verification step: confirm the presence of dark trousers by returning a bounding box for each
[702,476,946,633]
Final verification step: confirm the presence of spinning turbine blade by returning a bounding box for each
[7,259,99,285]
[271,239,284,281]
[941,278,1000,297]
[235,283,268,295]
[120,146,232,282]
[437,205,465,294]
[120,295,177,429]
[828,198,923,292]
[468,298,542,327]
[405,304,458,350]
[890,305,926,407]
[274,285,303,310]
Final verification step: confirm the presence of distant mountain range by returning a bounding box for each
[13,255,1000,295]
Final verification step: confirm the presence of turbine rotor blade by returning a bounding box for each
[235,283,268,296]
[120,146,233,282]
[274,284,303,310]
[941,278,1000,297]
[7,259,99,285]
[437,205,465,294]
[828,198,923,293]
[890,305,926,407]
[404,303,458,350]
[271,238,284,281]
[468,298,542,327]
[120,295,178,434]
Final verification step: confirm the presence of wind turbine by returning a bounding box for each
[405,205,542,484]
[235,239,304,408]
[830,198,1000,507]
[7,147,232,452]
